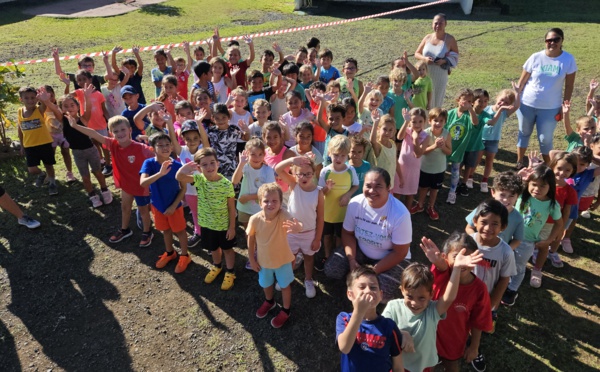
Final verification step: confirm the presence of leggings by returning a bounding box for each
[185,194,201,235]
[449,162,460,192]
[516,103,560,155]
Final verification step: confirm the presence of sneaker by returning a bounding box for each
[18,215,40,229]
[139,231,154,248]
[501,289,518,306]
[446,191,456,205]
[314,257,327,272]
[245,260,253,270]
[581,210,591,219]
[187,234,202,248]
[480,182,489,193]
[102,165,113,176]
[457,183,469,196]
[409,204,425,214]
[48,182,58,196]
[530,269,543,288]
[256,300,276,318]
[109,229,133,243]
[90,195,103,208]
[305,279,316,298]
[471,353,486,372]
[530,248,538,266]
[221,272,236,290]
[561,238,573,253]
[204,266,222,284]
[426,205,439,221]
[35,172,47,187]
[271,309,290,328]
[66,171,77,183]
[101,190,113,205]
[549,252,564,268]
[136,209,143,230]
[156,251,178,269]
[466,178,474,189]
[294,252,304,269]
[175,254,192,273]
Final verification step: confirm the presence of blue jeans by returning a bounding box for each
[516,103,560,155]
[448,162,460,192]
[508,240,535,292]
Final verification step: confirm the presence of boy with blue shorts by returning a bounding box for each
[248,183,303,329]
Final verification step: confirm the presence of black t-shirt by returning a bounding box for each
[119,71,146,104]
[62,116,94,150]
[247,87,274,114]
[67,73,105,92]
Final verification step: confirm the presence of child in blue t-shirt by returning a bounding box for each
[318,49,340,83]
[150,49,173,98]
[336,266,404,372]
[140,133,190,274]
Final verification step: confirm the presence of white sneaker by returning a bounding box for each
[561,238,573,254]
[581,210,591,219]
[294,252,304,269]
[480,182,489,193]
[549,252,564,268]
[101,190,113,205]
[66,171,77,183]
[90,195,103,208]
[305,279,316,298]
[18,215,41,229]
[466,178,474,189]
[446,191,456,205]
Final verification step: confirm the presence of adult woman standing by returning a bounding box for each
[324,168,412,302]
[415,13,459,108]
[514,28,577,166]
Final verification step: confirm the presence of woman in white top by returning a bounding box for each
[514,28,577,166]
[414,13,459,108]
[324,167,412,302]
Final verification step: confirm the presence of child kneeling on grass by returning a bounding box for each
[140,132,190,274]
[336,265,404,372]
[248,183,303,328]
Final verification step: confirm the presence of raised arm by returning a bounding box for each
[274,156,303,188]
[562,100,573,136]
[52,48,65,76]
[102,52,116,81]
[111,46,122,74]
[316,96,330,131]
[141,160,173,188]
[165,45,177,70]
[244,36,255,66]
[587,79,598,113]
[183,41,193,74]
[133,45,144,76]
[437,248,482,315]
[175,161,198,184]
[402,50,418,78]
[165,114,182,156]
[420,237,448,271]
[134,102,162,132]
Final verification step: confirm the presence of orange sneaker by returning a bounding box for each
[175,254,192,274]
[156,251,178,269]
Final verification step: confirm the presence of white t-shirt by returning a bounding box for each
[290,145,324,166]
[101,85,126,118]
[230,110,252,143]
[471,233,517,294]
[343,121,363,135]
[343,194,412,260]
[237,163,276,215]
[521,50,577,109]
[247,122,265,139]
[179,145,201,196]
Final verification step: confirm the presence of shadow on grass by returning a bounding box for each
[0,318,20,372]
[0,178,133,371]
[138,4,183,17]
[0,5,34,27]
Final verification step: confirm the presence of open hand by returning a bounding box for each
[83,83,95,97]
[239,149,249,164]
[132,45,140,54]
[562,100,571,115]
[112,45,123,54]
[159,160,172,176]
[590,79,599,92]
[400,331,415,352]
[283,218,303,234]
[402,107,411,123]
[420,236,443,264]
[453,248,483,269]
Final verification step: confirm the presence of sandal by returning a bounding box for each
[529,269,543,288]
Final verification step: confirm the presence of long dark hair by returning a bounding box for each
[519,164,557,213]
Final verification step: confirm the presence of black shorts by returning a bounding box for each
[24,143,56,167]
[323,222,343,237]
[202,227,236,251]
[462,150,479,168]
[418,171,444,190]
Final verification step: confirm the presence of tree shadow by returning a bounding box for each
[138,4,183,17]
[0,184,133,371]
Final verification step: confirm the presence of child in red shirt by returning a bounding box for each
[420,233,492,372]
[70,114,155,247]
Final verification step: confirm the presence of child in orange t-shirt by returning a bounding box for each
[247,183,302,329]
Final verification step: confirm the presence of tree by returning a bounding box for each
[0,63,25,152]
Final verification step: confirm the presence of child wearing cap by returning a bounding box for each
[120,85,148,142]
[167,115,210,248]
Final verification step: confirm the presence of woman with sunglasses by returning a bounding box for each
[514,28,577,167]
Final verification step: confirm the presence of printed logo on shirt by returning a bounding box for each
[356,332,386,350]
[449,123,465,141]
[128,155,136,164]
[21,118,42,131]
[478,258,496,268]
[539,64,560,77]
[454,303,468,313]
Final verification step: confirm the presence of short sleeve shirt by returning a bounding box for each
[119,71,146,104]
[516,196,562,241]
[105,137,154,196]
[193,173,235,231]
[121,104,149,142]
[207,125,242,179]
[522,50,578,109]
[140,158,183,213]
[67,73,105,91]
[565,132,583,152]
[73,89,107,131]
[466,207,524,245]
[482,106,508,141]
[237,163,276,215]
[17,107,52,148]
[318,66,341,83]
[151,66,173,98]
[471,233,517,293]
[446,108,475,163]
[246,210,295,269]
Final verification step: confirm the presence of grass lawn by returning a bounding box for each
[0,0,599,371]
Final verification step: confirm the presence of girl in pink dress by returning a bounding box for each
[393,107,429,207]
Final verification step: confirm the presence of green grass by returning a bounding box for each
[1,1,600,371]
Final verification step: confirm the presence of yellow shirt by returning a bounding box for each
[322,167,355,223]
[18,107,52,148]
[376,138,396,188]
[246,210,295,269]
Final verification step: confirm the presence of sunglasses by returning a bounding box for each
[545,37,561,44]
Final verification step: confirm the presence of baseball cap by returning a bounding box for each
[120,85,138,97]
[180,120,200,135]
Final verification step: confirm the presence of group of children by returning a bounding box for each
[11,31,600,370]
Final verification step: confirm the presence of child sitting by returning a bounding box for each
[140,133,190,273]
[420,233,491,372]
[382,250,481,372]
[176,148,237,290]
[336,266,404,372]
[248,183,303,328]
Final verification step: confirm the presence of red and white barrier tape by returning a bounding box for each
[1,0,449,67]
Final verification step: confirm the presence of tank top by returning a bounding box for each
[423,34,448,60]
[264,146,289,192]
[376,139,397,188]
[288,184,319,231]
[18,107,52,148]
[421,127,448,174]
[212,77,228,104]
